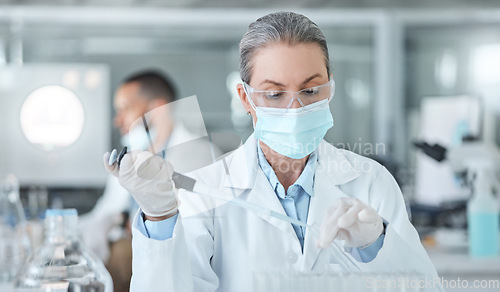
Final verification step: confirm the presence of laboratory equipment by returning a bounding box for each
[107,147,127,167]
[467,164,499,257]
[415,139,500,257]
[118,147,127,165]
[108,149,117,166]
[413,96,481,206]
[0,174,31,292]
[26,186,49,251]
[14,209,113,292]
[415,140,500,208]
[414,139,500,197]
[27,186,48,221]
[253,271,424,292]
[142,116,155,152]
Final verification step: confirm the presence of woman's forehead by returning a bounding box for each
[249,42,328,86]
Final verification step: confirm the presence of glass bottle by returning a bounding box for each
[14,209,113,292]
[0,174,31,292]
[26,186,49,250]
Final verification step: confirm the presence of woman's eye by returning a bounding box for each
[264,91,284,99]
[301,88,320,96]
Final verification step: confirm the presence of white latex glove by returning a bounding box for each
[317,197,383,249]
[103,150,178,218]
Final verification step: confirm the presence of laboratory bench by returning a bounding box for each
[424,229,500,292]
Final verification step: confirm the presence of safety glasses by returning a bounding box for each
[243,79,335,109]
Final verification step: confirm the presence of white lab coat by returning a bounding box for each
[131,137,440,292]
[81,122,215,261]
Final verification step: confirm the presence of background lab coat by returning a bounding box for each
[81,122,217,260]
[131,137,440,292]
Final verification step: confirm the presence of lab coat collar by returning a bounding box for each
[221,136,300,245]
[222,138,360,189]
[315,140,360,186]
[220,136,258,190]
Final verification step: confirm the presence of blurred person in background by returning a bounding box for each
[81,70,218,291]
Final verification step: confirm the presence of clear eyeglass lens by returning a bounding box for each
[247,81,332,109]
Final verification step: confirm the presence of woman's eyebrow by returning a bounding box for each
[259,73,322,87]
[259,79,285,87]
[301,74,322,85]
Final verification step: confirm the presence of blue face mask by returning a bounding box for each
[253,99,334,159]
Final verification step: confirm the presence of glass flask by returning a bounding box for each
[14,209,113,292]
[26,186,49,251]
[0,174,31,292]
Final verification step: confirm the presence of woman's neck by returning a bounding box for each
[259,140,309,192]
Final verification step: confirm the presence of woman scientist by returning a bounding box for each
[104,11,440,292]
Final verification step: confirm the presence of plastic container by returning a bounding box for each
[13,209,113,292]
[467,168,500,257]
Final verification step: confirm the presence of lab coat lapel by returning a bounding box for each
[246,170,296,235]
[221,137,297,236]
[220,136,257,190]
[302,141,360,271]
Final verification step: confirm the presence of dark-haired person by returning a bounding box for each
[83,70,215,291]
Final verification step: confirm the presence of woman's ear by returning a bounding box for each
[236,83,253,114]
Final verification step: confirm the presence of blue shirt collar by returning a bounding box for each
[256,143,317,199]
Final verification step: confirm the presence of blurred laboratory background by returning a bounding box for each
[1,0,500,291]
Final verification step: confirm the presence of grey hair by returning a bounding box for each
[239,11,330,84]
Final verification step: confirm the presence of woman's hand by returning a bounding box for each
[317,197,383,249]
[103,150,178,219]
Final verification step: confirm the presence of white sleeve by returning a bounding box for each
[362,166,443,292]
[130,198,219,292]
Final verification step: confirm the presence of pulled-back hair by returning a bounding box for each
[239,11,330,84]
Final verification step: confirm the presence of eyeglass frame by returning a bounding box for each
[242,79,335,110]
